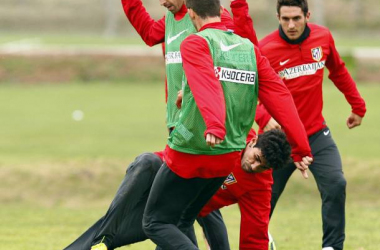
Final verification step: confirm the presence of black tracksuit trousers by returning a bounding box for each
[270,127,346,250]
[143,163,227,250]
[63,153,230,250]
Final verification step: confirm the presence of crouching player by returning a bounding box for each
[63,129,290,250]
[200,129,290,250]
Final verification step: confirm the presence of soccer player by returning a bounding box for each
[199,129,291,250]
[141,0,312,249]
[64,1,279,249]
[121,0,264,249]
[63,129,290,250]
[122,0,233,129]
[256,1,367,249]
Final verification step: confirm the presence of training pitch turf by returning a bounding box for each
[0,82,379,250]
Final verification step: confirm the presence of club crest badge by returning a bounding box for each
[224,173,237,185]
[311,46,323,62]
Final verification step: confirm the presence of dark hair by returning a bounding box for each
[277,0,309,16]
[255,129,291,170]
[186,0,221,19]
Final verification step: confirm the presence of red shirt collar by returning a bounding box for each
[174,4,188,20]
[199,22,228,32]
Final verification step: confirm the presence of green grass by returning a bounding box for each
[1,201,378,250]
[0,82,167,164]
[0,82,379,250]
[323,82,380,160]
[0,82,377,162]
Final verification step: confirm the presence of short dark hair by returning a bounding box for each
[255,129,291,170]
[186,0,220,19]
[277,0,309,16]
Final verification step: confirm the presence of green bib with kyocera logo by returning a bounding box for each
[165,11,196,128]
[168,28,259,155]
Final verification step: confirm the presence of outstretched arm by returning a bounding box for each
[121,0,165,46]
[230,0,259,46]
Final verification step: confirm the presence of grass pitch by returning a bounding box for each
[0,82,379,250]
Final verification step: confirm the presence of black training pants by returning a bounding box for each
[270,127,346,250]
[196,210,230,250]
[63,153,161,250]
[63,153,230,250]
[143,163,227,250]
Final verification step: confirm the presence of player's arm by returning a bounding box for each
[220,7,234,31]
[255,103,281,132]
[180,35,226,146]
[229,0,275,131]
[229,0,259,46]
[255,38,285,132]
[263,118,281,132]
[325,31,366,129]
[255,47,312,177]
[121,0,165,46]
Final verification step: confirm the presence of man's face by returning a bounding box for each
[278,6,310,40]
[159,0,184,14]
[241,141,271,173]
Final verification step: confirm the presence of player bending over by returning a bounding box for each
[63,129,290,250]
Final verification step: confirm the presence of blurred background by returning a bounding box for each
[1,0,380,36]
[1,0,380,83]
[0,0,379,250]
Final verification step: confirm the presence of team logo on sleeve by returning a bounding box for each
[224,173,237,185]
[311,46,323,62]
[214,66,256,85]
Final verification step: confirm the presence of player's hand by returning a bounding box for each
[206,133,223,147]
[346,112,363,129]
[176,90,183,109]
[294,156,313,179]
[263,118,281,132]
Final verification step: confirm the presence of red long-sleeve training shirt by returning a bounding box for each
[122,0,235,104]
[229,0,259,46]
[258,24,367,136]
[228,0,272,129]
[165,22,311,178]
[122,0,276,130]
[121,0,234,47]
